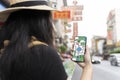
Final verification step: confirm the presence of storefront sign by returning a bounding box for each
[53,11,70,20]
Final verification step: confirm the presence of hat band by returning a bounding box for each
[10,1,48,7]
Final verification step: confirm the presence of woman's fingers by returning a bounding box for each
[77,45,92,68]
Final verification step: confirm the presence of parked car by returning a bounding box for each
[91,56,101,64]
[109,54,120,66]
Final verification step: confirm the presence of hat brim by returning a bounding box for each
[0,5,56,22]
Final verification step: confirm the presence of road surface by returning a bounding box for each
[71,60,120,80]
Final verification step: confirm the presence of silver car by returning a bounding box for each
[109,54,120,66]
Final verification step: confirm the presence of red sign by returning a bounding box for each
[107,30,112,40]
[53,11,70,20]
[72,16,82,21]
[74,10,82,15]
[73,22,78,37]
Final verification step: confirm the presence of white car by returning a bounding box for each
[109,54,120,66]
[92,56,102,64]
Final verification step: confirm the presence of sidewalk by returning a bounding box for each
[63,59,76,80]
[63,59,82,80]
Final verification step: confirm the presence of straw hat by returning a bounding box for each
[0,0,55,22]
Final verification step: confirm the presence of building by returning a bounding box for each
[107,9,120,47]
[91,36,106,56]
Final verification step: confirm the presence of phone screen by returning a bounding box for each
[72,36,87,62]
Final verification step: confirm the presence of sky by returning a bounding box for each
[67,0,120,47]
[0,4,6,11]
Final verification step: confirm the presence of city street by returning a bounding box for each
[1,0,120,80]
[72,60,120,80]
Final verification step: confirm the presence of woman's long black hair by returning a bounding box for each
[0,10,54,80]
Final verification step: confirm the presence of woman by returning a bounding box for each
[0,0,92,80]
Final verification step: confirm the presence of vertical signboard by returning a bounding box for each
[72,22,78,39]
[107,30,113,45]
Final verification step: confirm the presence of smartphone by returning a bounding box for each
[72,36,87,62]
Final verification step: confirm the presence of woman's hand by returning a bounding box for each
[77,46,92,69]
[76,46,93,80]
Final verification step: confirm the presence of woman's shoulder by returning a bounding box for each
[29,40,58,56]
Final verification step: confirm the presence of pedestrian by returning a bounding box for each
[0,0,92,80]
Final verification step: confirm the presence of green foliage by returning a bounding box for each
[109,47,120,54]
[58,45,67,53]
